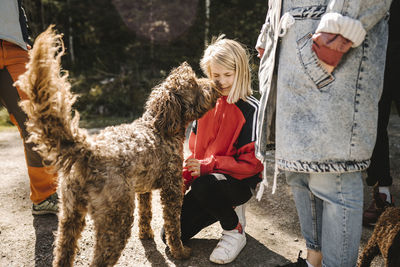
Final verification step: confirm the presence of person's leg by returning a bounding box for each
[234,204,246,229]
[188,174,252,264]
[189,174,253,231]
[309,172,363,267]
[286,171,323,267]
[366,85,392,188]
[376,39,398,191]
[180,174,252,241]
[0,41,57,205]
[363,39,396,225]
[180,187,218,242]
[160,185,216,244]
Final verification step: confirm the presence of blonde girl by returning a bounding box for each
[180,35,263,264]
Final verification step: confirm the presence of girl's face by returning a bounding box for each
[210,62,235,96]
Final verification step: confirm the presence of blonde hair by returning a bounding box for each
[200,35,252,103]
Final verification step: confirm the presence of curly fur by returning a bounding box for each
[16,26,220,267]
[358,207,400,267]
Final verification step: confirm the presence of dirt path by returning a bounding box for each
[1,115,400,266]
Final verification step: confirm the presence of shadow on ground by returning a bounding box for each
[156,235,289,267]
[33,214,58,266]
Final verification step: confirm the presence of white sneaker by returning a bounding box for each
[209,228,246,264]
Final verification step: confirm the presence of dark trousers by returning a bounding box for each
[0,40,57,203]
[366,39,400,187]
[180,174,253,242]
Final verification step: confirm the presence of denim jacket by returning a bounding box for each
[0,0,31,50]
[256,0,392,174]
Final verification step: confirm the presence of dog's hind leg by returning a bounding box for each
[138,192,154,239]
[90,196,135,267]
[160,183,191,259]
[358,237,379,267]
[53,190,88,267]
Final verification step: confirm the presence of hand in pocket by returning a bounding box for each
[312,32,353,71]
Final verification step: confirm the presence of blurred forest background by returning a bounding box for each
[5,0,268,127]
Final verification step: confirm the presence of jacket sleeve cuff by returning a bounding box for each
[316,13,366,47]
[200,156,216,175]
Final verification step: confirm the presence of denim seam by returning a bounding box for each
[338,174,349,267]
[349,36,367,159]
[310,192,319,248]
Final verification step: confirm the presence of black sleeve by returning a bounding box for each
[18,0,32,46]
[235,98,259,149]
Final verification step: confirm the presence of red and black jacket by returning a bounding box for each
[183,96,263,188]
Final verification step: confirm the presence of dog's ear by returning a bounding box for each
[147,89,182,136]
[144,62,200,135]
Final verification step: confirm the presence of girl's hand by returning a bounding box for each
[184,158,201,177]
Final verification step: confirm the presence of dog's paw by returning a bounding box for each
[139,228,154,240]
[171,246,191,260]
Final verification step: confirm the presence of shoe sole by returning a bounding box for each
[209,237,246,264]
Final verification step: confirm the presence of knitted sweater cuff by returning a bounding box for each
[316,13,366,47]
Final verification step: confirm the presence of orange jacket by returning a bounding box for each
[183,96,263,186]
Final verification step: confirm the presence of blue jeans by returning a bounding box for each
[286,171,363,267]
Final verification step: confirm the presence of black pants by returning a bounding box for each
[180,174,253,242]
[366,39,400,187]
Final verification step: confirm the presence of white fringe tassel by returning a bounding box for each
[256,162,279,201]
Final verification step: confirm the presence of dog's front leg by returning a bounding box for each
[160,183,191,259]
[138,192,154,239]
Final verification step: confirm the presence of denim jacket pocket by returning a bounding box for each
[297,32,335,90]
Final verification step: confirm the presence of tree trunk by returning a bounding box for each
[205,0,210,47]
[67,0,75,63]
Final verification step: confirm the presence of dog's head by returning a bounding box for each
[144,62,221,136]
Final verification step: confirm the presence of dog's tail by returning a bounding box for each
[16,26,89,173]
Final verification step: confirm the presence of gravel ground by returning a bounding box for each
[1,115,399,266]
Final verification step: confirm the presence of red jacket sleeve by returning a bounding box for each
[200,142,263,179]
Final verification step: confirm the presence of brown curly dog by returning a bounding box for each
[358,206,400,267]
[16,27,221,267]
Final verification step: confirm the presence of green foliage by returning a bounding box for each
[23,0,268,119]
[0,107,15,128]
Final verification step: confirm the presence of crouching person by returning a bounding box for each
[181,35,263,264]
